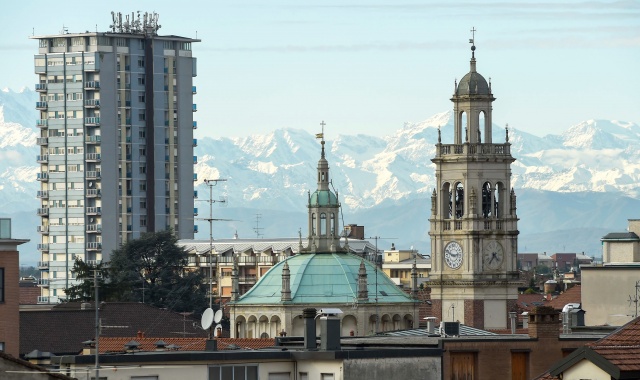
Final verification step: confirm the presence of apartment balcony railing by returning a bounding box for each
[86,242,102,250]
[37,261,49,269]
[86,135,101,144]
[85,117,100,126]
[35,83,47,91]
[37,278,49,287]
[193,138,197,147]
[86,224,102,233]
[84,99,100,108]
[37,296,59,304]
[36,101,47,110]
[37,225,49,233]
[36,137,48,145]
[86,171,101,179]
[194,208,198,216]
[198,256,218,266]
[193,173,197,182]
[86,153,101,161]
[193,121,197,129]
[192,104,197,112]
[192,86,197,94]
[37,243,49,251]
[218,256,257,265]
[36,155,48,163]
[194,190,198,199]
[36,119,48,128]
[37,208,49,216]
[86,207,102,215]
[37,172,48,181]
[84,81,100,89]
[194,225,199,233]
[37,190,48,199]
[86,259,102,266]
[239,275,257,284]
[86,189,101,197]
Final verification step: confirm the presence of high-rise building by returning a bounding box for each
[31,12,199,303]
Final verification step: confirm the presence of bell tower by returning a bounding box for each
[428,32,521,330]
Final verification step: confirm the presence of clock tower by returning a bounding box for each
[428,36,521,330]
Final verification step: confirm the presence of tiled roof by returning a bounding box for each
[97,337,275,353]
[20,302,208,356]
[546,285,581,310]
[534,372,558,380]
[593,346,640,371]
[589,315,640,347]
[602,232,640,241]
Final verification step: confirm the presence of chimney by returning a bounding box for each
[320,315,341,351]
[528,306,560,340]
[509,312,517,334]
[303,308,317,350]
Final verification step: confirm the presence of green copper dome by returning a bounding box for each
[234,253,414,305]
[309,189,339,207]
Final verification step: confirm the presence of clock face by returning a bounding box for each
[483,240,504,270]
[444,241,463,269]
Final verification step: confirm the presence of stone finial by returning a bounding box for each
[357,259,368,301]
[281,260,291,302]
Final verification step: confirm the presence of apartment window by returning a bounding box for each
[140,181,146,191]
[137,58,145,67]
[209,365,258,380]
[72,37,84,46]
[139,165,146,174]
[268,373,290,380]
[140,200,147,210]
[140,215,147,227]
[115,38,127,47]
[299,374,308,380]
[139,130,146,139]
[39,39,48,48]
[0,268,4,303]
[321,374,334,380]
[138,74,145,85]
[138,93,145,103]
[139,147,146,157]
[138,111,145,121]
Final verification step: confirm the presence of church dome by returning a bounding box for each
[457,71,490,95]
[309,189,339,207]
[234,253,414,305]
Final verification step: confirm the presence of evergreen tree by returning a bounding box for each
[64,258,112,302]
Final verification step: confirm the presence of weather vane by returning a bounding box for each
[469,27,477,58]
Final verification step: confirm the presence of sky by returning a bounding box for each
[1,1,639,138]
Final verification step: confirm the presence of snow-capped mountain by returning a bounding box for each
[1,88,639,264]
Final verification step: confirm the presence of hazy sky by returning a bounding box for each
[1,1,638,138]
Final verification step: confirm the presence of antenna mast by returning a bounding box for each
[203,179,227,310]
[253,214,264,239]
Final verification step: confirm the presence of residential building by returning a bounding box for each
[30,12,199,303]
[381,246,430,288]
[0,218,29,358]
[428,38,521,329]
[518,253,553,272]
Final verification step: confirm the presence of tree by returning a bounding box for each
[108,230,208,313]
[64,258,112,302]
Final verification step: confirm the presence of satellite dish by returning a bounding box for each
[201,308,214,330]
[214,309,223,324]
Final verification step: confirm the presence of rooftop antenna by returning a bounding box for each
[367,235,397,333]
[628,280,640,318]
[253,214,264,239]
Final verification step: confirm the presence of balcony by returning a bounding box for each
[192,85,197,94]
[36,101,47,110]
[193,173,197,182]
[85,117,100,126]
[194,225,199,233]
[37,243,49,251]
[86,207,102,215]
[84,99,100,108]
[193,138,197,147]
[35,83,47,92]
[194,190,198,199]
[199,256,218,266]
[86,242,102,250]
[86,171,101,179]
[37,296,59,304]
[37,278,49,287]
[36,137,48,145]
[193,121,197,129]
[86,189,101,197]
[37,261,49,269]
[84,81,100,89]
[37,225,49,233]
[86,259,102,266]
[37,208,49,216]
[239,275,257,284]
[36,119,48,128]
[37,190,48,199]
[194,208,198,216]
[36,155,48,163]
[193,156,198,164]
[36,172,48,181]
[86,153,101,162]
[86,224,102,233]
[192,104,197,112]
[86,135,101,144]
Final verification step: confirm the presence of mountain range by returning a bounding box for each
[2,88,639,266]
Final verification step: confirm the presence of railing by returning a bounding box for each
[36,119,47,128]
[193,156,198,164]
[86,207,102,215]
[193,121,197,129]
[84,81,100,89]
[37,261,49,269]
[199,257,218,265]
[193,173,198,181]
[36,137,48,145]
[36,172,48,181]
[442,221,451,231]
[484,221,492,230]
[86,242,102,249]
[86,135,101,143]
[36,101,47,109]
[437,143,511,157]
[218,256,258,264]
[37,243,49,251]
[192,85,197,94]
[37,190,48,198]
[35,83,47,91]
[37,225,49,233]
[454,221,463,230]
[194,208,198,216]
[86,189,101,197]
[496,220,503,230]
[37,208,49,216]
[37,155,48,163]
[239,275,257,283]
[193,138,197,147]
[86,153,101,161]
[84,99,100,107]
[86,171,101,179]
[194,225,199,233]
[85,117,100,125]
[86,260,102,266]
[37,295,60,304]
[86,224,102,232]
[37,278,49,286]
[194,190,198,198]
[192,104,197,112]
[257,256,277,264]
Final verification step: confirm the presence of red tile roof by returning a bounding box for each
[546,285,581,310]
[589,315,640,347]
[593,346,640,371]
[96,337,275,353]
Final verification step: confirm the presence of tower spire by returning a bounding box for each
[469,26,477,72]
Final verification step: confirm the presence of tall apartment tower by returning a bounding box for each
[31,13,199,303]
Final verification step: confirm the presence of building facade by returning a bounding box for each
[428,40,521,329]
[31,13,198,303]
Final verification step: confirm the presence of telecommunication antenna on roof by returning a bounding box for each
[627,280,640,318]
[253,214,264,239]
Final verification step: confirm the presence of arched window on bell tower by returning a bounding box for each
[494,182,505,218]
[441,182,453,219]
[455,182,464,218]
[479,110,487,144]
[456,111,468,144]
[320,213,327,236]
[312,213,317,235]
[330,213,335,236]
[482,182,492,218]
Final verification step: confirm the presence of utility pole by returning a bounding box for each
[202,178,227,310]
[367,235,396,333]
